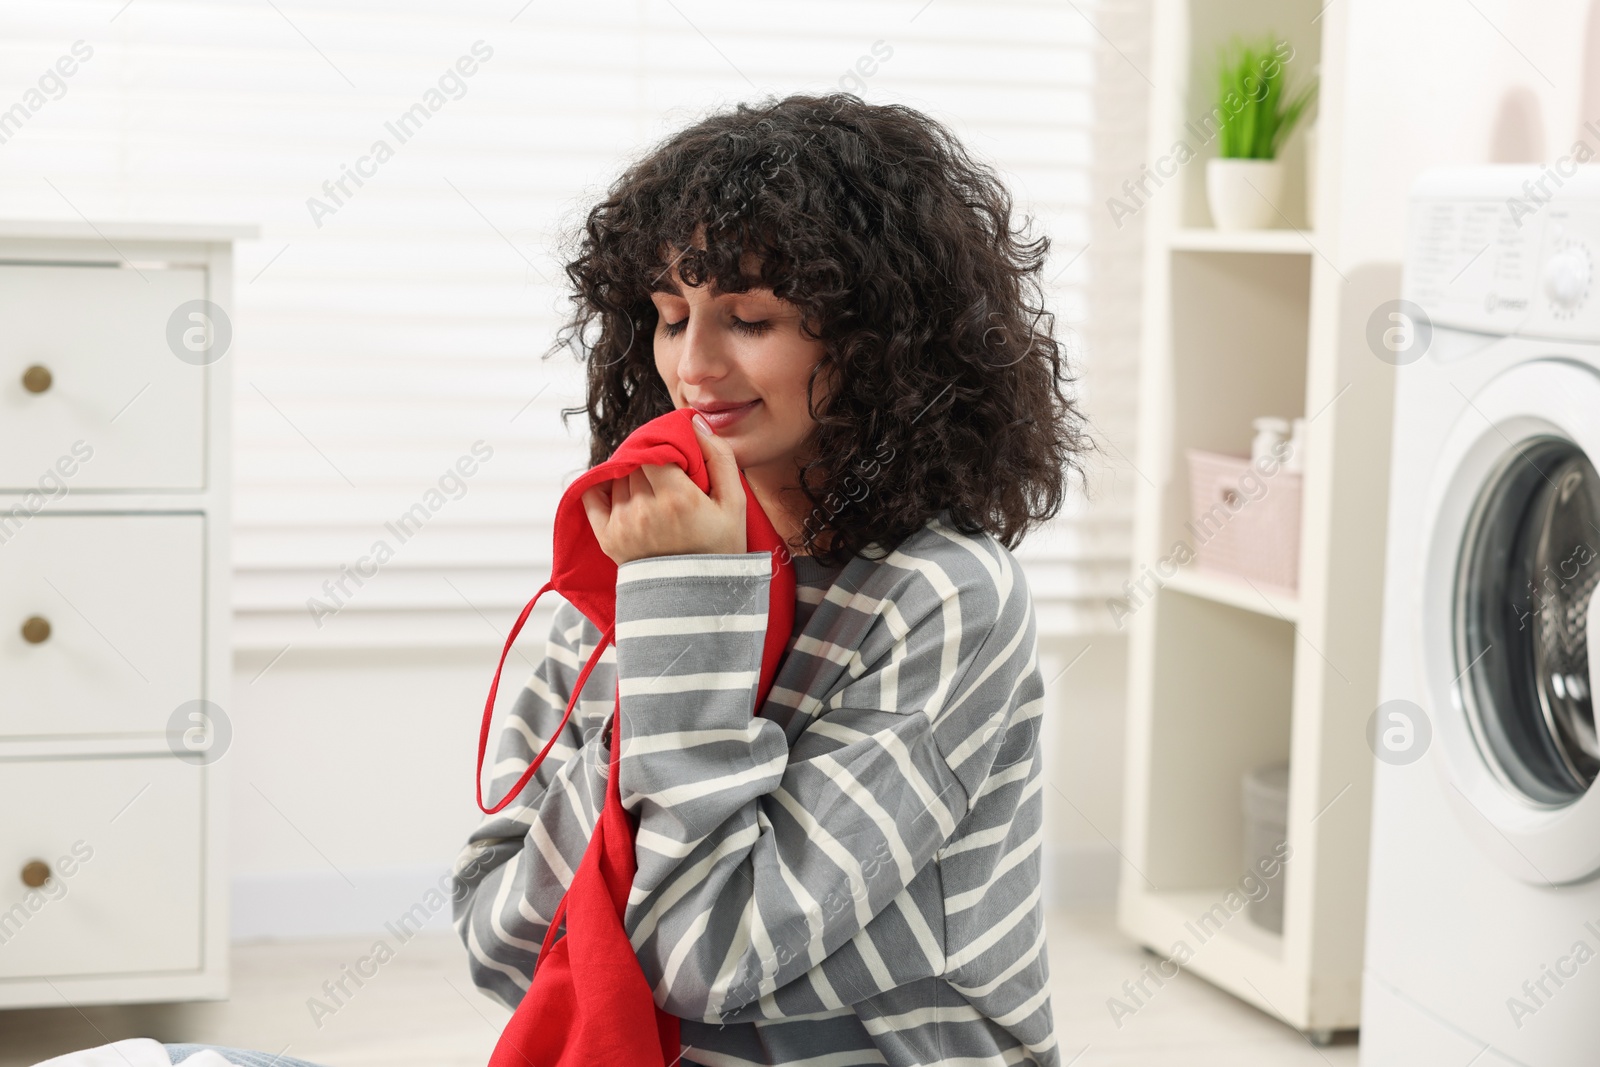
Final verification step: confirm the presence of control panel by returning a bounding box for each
[1406,169,1600,340]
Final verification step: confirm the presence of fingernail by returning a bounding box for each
[692,412,714,436]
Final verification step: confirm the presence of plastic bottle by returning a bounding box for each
[1251,416,1290,466]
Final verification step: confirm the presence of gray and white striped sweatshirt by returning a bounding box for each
[452,508,1057,1066]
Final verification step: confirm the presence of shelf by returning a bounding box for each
[1148,888,1285,960]
[1164,566,1300,622]
[1169,228,1319,255]
[1121,0,1380,1038]
[1120,886,1293,1020]
[1127,887,1286,962]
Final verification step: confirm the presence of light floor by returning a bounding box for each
[0,906,1358,1066]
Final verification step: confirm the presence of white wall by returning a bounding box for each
[1038,635,1129,906]
[1337,0,1596,266]
[228,633,1135,937]
[229,646,491,938]
[211,0,1600,940]
[37,0,1116,939]
[232,0,1600,937]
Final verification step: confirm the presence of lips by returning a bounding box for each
[691,399,759,413]
[692,398,761,430]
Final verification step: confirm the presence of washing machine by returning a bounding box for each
[1361,166,1600,1065]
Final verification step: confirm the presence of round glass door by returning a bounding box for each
[1454,435,1600,806]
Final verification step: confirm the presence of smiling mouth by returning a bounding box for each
[694,399,761,428]
[691,399,758,412]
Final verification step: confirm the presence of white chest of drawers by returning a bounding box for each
[0,220,253,1009]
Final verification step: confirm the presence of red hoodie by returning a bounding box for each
[475,406,796,1067]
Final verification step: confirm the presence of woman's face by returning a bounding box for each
[649,257,830,495]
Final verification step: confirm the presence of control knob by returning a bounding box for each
[1543,248,1591,313]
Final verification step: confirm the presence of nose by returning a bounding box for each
[672,306,731,387]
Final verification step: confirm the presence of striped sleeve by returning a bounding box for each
[612,548,1030,1025]
[449,598,609,1010]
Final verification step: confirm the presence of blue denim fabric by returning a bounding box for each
[162,1045,331,1067]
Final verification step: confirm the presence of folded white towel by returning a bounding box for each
[30,1039,239,1067]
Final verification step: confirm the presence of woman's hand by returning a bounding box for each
[580,414,748,566]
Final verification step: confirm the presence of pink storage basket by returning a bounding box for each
[1185,449,1302,591]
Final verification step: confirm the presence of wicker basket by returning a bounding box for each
[1185,449,1302,591]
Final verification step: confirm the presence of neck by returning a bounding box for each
[744,467,827,558]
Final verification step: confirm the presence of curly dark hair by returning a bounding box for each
[546,91,1095,567]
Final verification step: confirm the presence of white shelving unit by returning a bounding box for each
[1162,566,1300,622]
[1117,0,1396,1041]
[1167,227,1318,255]
[0,220,253,1008]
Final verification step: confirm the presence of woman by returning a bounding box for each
[42,90,1087,1067]
[454,92,1088,1067]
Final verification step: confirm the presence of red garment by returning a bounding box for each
[475,406,797,1067]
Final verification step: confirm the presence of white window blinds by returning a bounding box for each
[0,0,1123,648]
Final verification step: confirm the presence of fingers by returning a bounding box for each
[693,420,744,508]
[579,483,609,537]
[611,470,655,506]
[638,462,719,508]
[579,476,629,530]
[635,463,678,495]
[624,467,649,502]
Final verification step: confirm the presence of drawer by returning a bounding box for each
[0,262,208,491]
[0,755,202,980]
[0,514,204,738]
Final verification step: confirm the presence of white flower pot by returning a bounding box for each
[1206,158,1286,231]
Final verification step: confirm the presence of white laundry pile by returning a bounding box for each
[30,1040,240,1067]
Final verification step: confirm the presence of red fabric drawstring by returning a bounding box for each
[476,578,613,816]
[474,406,796,1067]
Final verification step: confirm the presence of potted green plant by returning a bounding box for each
[1205,37,1318,231]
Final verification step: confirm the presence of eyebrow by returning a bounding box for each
[649,277,772,300]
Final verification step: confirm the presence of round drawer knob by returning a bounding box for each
[21,365,53,394]
[20,860,50,888]
[21,616,51,644]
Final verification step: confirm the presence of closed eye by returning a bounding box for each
[659,316,773,337]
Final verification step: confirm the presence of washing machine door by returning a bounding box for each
[1421,357,1600,884]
